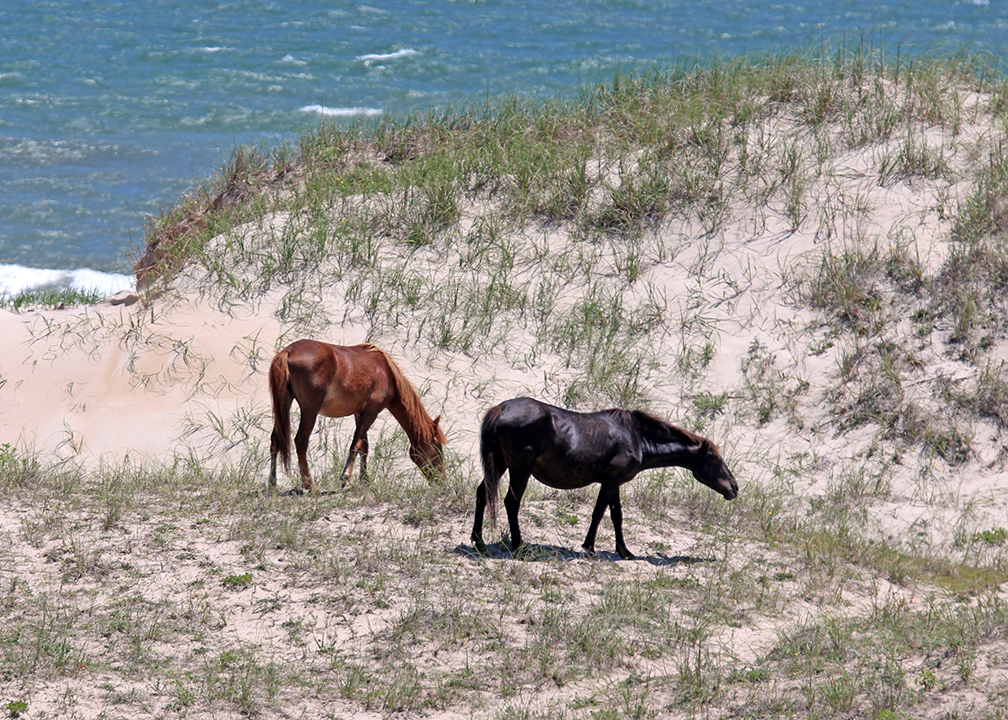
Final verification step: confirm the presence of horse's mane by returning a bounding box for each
[365,344,446,446]
[618,409,716,452]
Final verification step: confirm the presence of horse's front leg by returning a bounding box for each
[342,411,379,488]
[339,445,357,488]
[339,418,362,487]
[358,433,369,481]
[608,489,635,560]
[582,483,615,557]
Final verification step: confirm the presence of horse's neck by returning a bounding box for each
[639,436,703,472]
[388,396,433,447]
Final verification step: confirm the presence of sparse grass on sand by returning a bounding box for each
[5,47,1008,719]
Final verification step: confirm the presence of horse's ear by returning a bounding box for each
[700,440,710,455]
[433,415,441,428]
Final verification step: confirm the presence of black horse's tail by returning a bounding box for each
[269,349,292,472]
[480,406,507,528]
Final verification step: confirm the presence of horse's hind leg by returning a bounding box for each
[471,460,510,554]
[294,408,319,493]
[503,471,530,555]
[269,426,285,493]
[470,480,489,553]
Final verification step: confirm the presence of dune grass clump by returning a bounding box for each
[140,50,1002,292]
[1,287,105,311]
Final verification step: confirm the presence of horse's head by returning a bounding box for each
[410,415,446,482]
[692,440,738,500]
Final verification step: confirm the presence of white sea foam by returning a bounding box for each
[0,264,134,298]
[299,105,382,117]
[356,48,420,63]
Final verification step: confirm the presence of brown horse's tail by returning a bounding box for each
[269,349,292,472]
[480,406,506,528]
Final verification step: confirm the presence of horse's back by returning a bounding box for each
[487,398,639,488]
[282,338,336,368]
[491,397,625,443]
[280,340,394,418]
[493,396,553,426]
[483,397,553,457]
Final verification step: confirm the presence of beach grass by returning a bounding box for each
[0,287,104,311]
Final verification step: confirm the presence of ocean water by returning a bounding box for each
[1,0,1005,296]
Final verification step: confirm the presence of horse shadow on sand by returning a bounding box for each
[258,486,345,498]
[453,541,715,567]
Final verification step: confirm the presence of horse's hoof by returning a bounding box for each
[616,547,636,560]
[471,535,488,554]
[581,544,598,558]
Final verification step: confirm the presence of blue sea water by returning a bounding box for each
[1,0,1005,295]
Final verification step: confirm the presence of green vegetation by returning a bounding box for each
[5,47,1008,718]
[0,287,104,311]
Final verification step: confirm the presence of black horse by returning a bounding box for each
[471,397,738,559]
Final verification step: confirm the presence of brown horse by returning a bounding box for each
[269,339,446,492]
[472,397,738,559]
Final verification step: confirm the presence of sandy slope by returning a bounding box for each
[3,124,1008,539]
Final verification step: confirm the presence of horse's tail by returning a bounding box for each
[480,405,506,528]
[269,349,292,472]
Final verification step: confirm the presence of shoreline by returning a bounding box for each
[0,262,135,298]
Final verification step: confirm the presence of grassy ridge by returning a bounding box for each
[141,48,1008,414]
[5,47,1008,718]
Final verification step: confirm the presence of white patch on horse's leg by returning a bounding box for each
[340,447,357,487]
[358,434,369,479]
[297,450,314,492]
